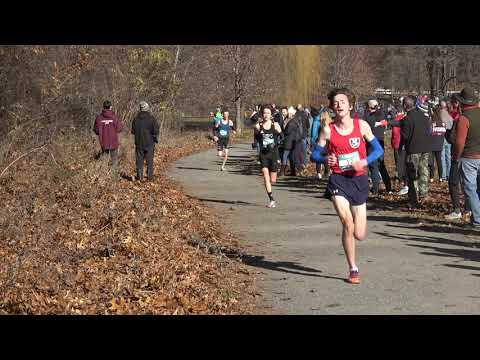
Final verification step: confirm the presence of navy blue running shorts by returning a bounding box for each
[325,173,369,206]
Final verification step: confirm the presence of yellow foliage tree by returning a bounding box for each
[279,45,329,106]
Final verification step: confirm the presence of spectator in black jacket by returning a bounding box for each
[280,106,301,176]
[273,106,285,130]
[131,101,160,181]
[428,105,446,182]
[276,107,288,173]
[401,96,434,208]
[250,105,263,155]
[364,99,392,194]
[293,111,307,173]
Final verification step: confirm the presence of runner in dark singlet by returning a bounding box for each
[255,105,282,208]
[311,88,384,284]
[213,110,236,171]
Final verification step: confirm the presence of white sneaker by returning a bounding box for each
[221,165,225,171]
[267,200,276,208]
[397,186,409,196]
[445,211,462,220]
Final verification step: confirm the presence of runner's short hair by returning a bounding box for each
[263,105,273,112]
[327,87,356,109]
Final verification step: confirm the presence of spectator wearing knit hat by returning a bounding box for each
[452,87,480,228]
[364,98,392,195]
[131,101,160,181]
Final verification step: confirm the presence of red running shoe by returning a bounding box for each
[347,270,360,284]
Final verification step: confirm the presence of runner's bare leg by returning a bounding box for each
[270,171,277,184]
[262,167,272,192]
[222,148,228,169]
[351,203,367,241]
[332,195,357,270]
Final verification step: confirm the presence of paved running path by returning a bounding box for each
[170,143,480,314]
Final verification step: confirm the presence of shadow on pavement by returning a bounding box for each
[407,243,480,263]
[387,223,480,236]
[443,264,480,272]
[241,254,347,282]
[219,149,330,194]
[373,231,479,249]
[176,166,210,171]
[367,215,424,224]
[373,230,480,276]
[193,197,257,206]
[218,156,260,176]
[225,155,252,160]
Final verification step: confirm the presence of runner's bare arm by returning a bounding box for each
[230,120,237,134]
[312,126,333,165]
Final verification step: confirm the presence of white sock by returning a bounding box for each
[350,266,359,272]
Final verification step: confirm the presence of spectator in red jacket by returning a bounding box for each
[94,100,124,169]
[448,98,460,121]
[391,110,408,194]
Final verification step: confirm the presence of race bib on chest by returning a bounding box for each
[262,134,274,147]
[338,151,360,171]
[219,129,228,137]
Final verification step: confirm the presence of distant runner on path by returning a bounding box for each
[213,110,236,171]
[255,105,282,208]
[311,88,384,284]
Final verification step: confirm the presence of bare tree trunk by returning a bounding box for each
[235,98,242,134]
[233,46,243,134]
[170,45,181,109]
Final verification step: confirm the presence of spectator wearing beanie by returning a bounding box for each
[131,101,160,181]
[364,99,392,195]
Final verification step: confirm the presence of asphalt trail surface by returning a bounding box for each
[171,143,480,314]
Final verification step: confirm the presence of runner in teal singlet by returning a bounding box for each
[213,110,236,171]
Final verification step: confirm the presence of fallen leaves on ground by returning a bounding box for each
[0,129,256,314]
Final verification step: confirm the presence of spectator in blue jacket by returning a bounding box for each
[311,107,321,145]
